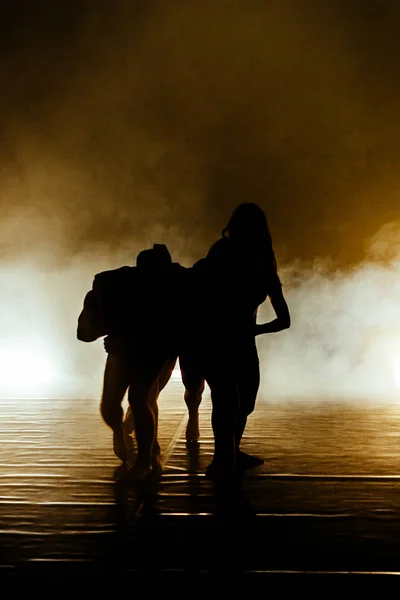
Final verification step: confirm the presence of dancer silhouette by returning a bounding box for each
[181,203,290,482]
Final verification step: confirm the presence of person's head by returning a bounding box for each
[222,202,277,268]
[222,202,270,243]
[136,243,172,272]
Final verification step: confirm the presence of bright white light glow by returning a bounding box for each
[391,355,400,389]
[171,367,182,381]
[2,223,400,402]
[0,338,59,396]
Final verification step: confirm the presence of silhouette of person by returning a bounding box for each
[77,244,204,482]
[100,248,205,450]
[181,203,291,482]
[77,244,181,480]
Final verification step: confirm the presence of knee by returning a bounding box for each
[239,386,258,417]
[127,387,151,412]
[184,378,205,400]
[212,406,236,431]
[100,401,122,428]
[243,399,256,417]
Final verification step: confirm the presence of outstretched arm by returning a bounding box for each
[255,284,291,336]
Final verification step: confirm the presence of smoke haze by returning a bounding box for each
[1,221,400,401]
[1,1,400,399]
[258,222,400,401]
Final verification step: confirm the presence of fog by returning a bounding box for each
[258,221,400,401]
[2,1,400,266]
[0,220,399,401]
[1,1,400,400]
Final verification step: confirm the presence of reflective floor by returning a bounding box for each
[2,383,400,590]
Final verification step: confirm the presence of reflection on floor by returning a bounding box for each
[1,383,400,588]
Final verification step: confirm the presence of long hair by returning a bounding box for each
[222,203,277,273]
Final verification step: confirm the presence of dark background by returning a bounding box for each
[2,0,400,268]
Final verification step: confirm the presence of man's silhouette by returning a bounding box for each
[77,244,204,480]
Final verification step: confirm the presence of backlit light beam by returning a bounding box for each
[0,338,59,397]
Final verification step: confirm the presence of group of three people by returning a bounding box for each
[77,202,291,484]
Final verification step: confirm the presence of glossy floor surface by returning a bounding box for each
[2,383,400,590]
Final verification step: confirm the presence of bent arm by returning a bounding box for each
[255,285,291,336]
[77,290,106,342]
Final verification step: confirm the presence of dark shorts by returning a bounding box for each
[179,335,260,416]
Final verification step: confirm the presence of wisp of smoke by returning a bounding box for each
[257,221,400,401]
[0,222,400,402]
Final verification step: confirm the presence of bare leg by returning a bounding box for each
[180,354,205,443]
[197,349,241,482]
[100,354,130,462]
[210,383,239,471]
[206,369,239,478]
[127,355,169,481]
[122,407,136,464]
[184,386,204,443]
[127,383,155,477]
[235,344,264,470]
[151,356,177,468]
[148,381,161,470]
[124,356,176,470]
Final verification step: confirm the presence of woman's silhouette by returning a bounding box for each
[182,202,290,481]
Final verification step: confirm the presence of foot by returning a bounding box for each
[126,460,152,484]
[150,449,162,476]
[122,426,136,464]
[237,450,264,470]
[185,415,200,443]
[149,460,162,480]
[113,429,128,463]
[113,462,128,481]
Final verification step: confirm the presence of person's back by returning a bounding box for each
[95,244,191,479]
[78,243,188,472]
[188,236,276,349]
[92,251,186,356]
[91,265,136,339]
[184,203,290,483]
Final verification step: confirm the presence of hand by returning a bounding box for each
[103,336,111,353]
[254,323,262,337]
[104,335,123,354]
